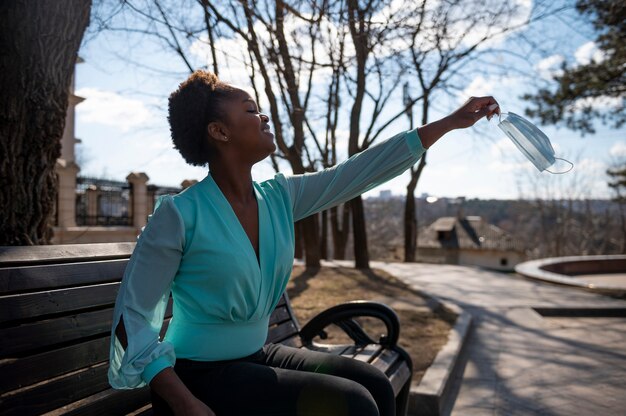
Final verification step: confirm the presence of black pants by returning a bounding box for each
[151,343,395,416]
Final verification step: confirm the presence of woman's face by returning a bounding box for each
[217,88,276,164]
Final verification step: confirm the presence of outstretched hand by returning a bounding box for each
[448,96,500,129]
[416,95,501,149]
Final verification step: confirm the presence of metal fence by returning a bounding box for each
[76,177,132,226]
[72,177,183,227]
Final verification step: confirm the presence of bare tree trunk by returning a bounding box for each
[301,215,321,267]
[404,153,426,262]
[331,204,350,259]
[294,220,303,259]
[320,210,328,260]
[404,91,430,262]
[404,187,417,262]
[616,190,626,254]
[346,0,370,269]
[0,0,91,245]
[350,196,370,268]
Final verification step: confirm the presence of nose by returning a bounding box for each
[260,113,270,122]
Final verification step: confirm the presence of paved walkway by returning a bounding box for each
[326,261,626,415]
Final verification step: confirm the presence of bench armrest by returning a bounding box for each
[299,301,400,347]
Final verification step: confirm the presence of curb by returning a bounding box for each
[407,301,472,416]
[515,256,626,298]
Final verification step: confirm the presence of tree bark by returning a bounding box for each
[346,0,371,269]
[404,172,418,262]
[350,196,369,268]
[0,0,92,245]
[320,210,328,260]
[301,214,321,268]
[404,152,427,262]
[294,220,303,259]
[330,204,350,260]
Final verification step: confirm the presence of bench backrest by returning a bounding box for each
[0,243,301,416]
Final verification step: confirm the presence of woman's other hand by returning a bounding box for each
[448,96,500,129]
[150,367,216,416]
[175,396,216,416]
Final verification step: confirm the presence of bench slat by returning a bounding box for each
[266,320,299,344]
[0,337,109,395]
[268,305,290,326]
[1,300,174,358]
[0,309,113,358]
[0,260,127,294]
[307,343,354,356]
[0,243,135,267]
[0,282,119,324]
[371,348,401,375]
[352,343,383,363]
[127,404,153,416]
[389,361,412,396]
[0,362,111,416]
[44,387,151,416]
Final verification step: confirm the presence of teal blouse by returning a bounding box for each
[108,128,425,389]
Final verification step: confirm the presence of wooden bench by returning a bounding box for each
[0,243,413,415]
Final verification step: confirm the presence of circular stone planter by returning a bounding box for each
[515,255,626,298]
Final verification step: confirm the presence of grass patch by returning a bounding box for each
[286,265,456,385]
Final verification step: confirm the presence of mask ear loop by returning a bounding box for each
[545,158,574,174]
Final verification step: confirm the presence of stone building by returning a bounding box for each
[416,215,527,271]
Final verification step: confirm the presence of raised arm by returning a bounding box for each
[280,128,424,222]
[278,96,499,222]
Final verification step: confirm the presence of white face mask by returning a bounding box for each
[497,112,573,174]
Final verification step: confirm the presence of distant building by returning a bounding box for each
[378,190,393,200]
[417,215,526,271]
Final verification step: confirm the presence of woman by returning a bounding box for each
[108,70,499,416]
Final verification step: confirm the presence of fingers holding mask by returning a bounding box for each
[467,96,500,121]
[452,96,500,128]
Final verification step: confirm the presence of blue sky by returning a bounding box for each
[73,1,625,200]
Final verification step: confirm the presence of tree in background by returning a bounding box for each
[0,0,92,245]
[524,0,625,134]
[607,162,626,253]
[95,0,412,269]
[400,0,548,262]
[514,154,623,257]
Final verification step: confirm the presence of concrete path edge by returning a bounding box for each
[407,301,472,416]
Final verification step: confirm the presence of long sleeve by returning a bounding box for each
[279,128,425,222]
[108,195,185,389]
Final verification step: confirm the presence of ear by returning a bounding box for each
[207,121,230,143]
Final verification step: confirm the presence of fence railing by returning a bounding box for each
[71,176,181,227]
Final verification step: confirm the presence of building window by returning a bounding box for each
[500,258,508,266]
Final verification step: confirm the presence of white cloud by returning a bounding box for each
[567,95,623,113]
[610,141,626,158]
[488,158,533,173]
[535,54,565,80]
[189,36,252,86]
[574,41,606,66]
[449,0,533,49]
[461,75,520,103]
[573,158,604,174]
[76,88,158,132]
[490,138,517,158]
